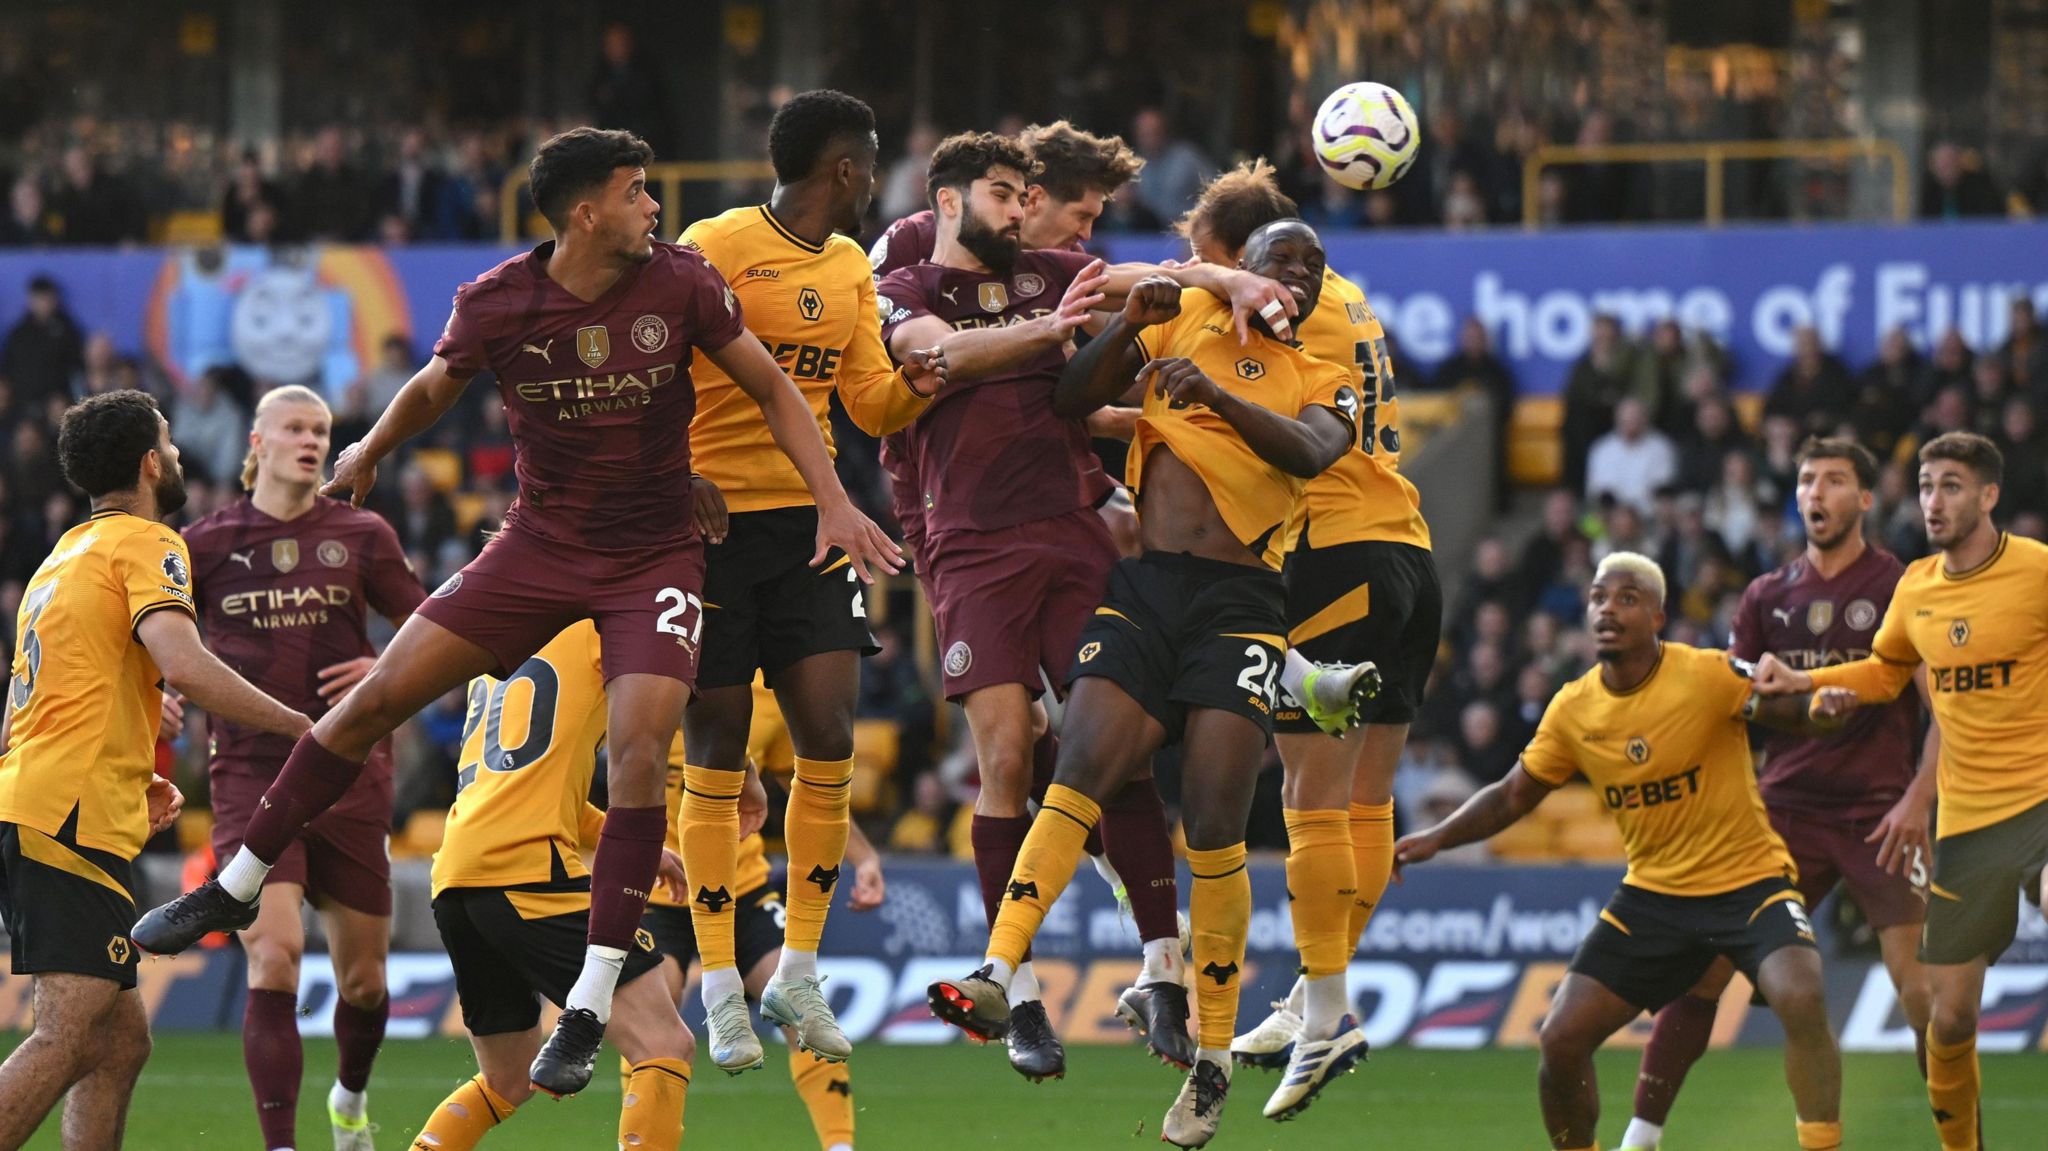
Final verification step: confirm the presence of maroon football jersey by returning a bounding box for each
[867,209,1088,278]
[433,241,747,552]
[186,498,425,816]
[877,250,1113,535]
[1732,545,1920,819]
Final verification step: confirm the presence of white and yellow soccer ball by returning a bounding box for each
[1312,82,1421,191]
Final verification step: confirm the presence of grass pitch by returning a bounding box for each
[4,1034,2042,1149]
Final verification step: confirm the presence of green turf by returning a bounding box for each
[3,1034,2042,1149]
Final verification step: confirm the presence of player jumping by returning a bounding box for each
[408,621,695,1151]
[0,392,309,1150]
[1619,437,1937,1151]
[1170,162,1427,1119]
[927,219,1359,1148]
[133,127,900,1101]
[876,132,1297,1082]
[1753,430,2048,1151]
[675,89,939,1075]
[1395,552,1850,1151]
[183,384,427,1151]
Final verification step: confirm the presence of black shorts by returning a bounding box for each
[0,822,139,989]
[641,884,787,976]
[1066,551,1288,741]
[698,506,879,691]
[1921,799,2048,966]
[431,878,665,1036]
[1275,539,1441,732]
[1570,877,1818,1012]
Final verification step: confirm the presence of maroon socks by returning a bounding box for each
[242,989,303,1150]
[588,804,668,949]
[243,736,367,864]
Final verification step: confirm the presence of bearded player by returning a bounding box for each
[134,127,900,1101]
[676,89,940,1074]
[1,392,309,1150]
[1619,437,1936,1151]
[876,132,1300,1082]
[928,220,1360,1147]
[1163,163,1426,1118]
[1754,431,2048,1151]
[184,384,426,1151]
[1397,553,1850,1151]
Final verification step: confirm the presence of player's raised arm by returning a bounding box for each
[1102,260,1297,346]
[137,610,311,739]
[703,333,902,581]
[834,273,947,436]
[1054,274,1174,418]
[882,259,1108,383]
[1744,687,1859,736]
[321,355,473,507]
[1392,763,1554,875]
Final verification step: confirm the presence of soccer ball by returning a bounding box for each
[1312,82,1421,191]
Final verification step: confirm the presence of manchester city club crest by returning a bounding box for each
[977,282,1009,313]
[317,539,349,567]
[632,314,669,353]
[1846,598,1878,630]
[1014,272,1046,298]
[578,324,611,367]
[272,539,299,573]
[1806,600,1834,635]
[944,641,973,677]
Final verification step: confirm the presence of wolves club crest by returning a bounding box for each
[1201,960,1239,986]
[806,864,841,893]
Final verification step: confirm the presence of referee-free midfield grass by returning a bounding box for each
[4,1034,2042,1149]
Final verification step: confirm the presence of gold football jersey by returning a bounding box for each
[1131,291,1354,567]
[1809,533,2048,837]
[1287,268,1430,553]
[0,510,194,859]
[1520,643,1796,896]
[432,621,611,896]
[683,206,931,512]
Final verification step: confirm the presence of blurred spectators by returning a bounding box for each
[173,368,250,486]
[878,123,939,225]
[51,144,145,245]
[2001,298,2047,392]
[220,150,287,245]
[0,175,54,246]
[1764,325,1854,435]
[1431,316,1517,510]
[589,23,674,159]
[293,127,374,242]
[1848,327,1919,458]
[1123,107,1211,230]
[1,275,83,411]
[1561,314,1637,495]
[1919,141,2004,220]
[1585,397,1676,513]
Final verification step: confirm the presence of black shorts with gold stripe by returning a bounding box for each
[698,507,880,691]
[1065,551,1287,741]
[642,883,787,977]
[431,877,664,1036]
[1922,798,2048,966]
[0,821,139,988]
[1570,876,1816,1012]
[1275,538,1440,732]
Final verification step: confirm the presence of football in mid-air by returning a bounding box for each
[1313,81,1421,191]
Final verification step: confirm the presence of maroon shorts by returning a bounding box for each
[211,759,392,917]
[923,508,1119,702]
[416,523,707,685]
[1770,806,1928,930]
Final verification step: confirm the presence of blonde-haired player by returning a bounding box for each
[1396,552,1851,1151]
[1753,431,2048,1151]
[182,383,425,1151]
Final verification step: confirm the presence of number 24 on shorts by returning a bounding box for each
[1237,644,1280,707]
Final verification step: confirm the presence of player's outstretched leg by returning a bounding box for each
[1278,649,1380,736]
[929,681,1164,1060]
[760,652,859,1063]
[533,673,689,1095]
[1161,707,1268,1148]
[1099,772,1194,1069]
[133,616,496,954]
[1923,960,1986,1151]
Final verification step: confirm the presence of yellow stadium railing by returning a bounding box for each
[1521,138,1910,229]
[500,160,778,242]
